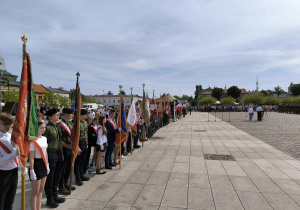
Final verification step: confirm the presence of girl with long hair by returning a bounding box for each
[96,115,107,174]
[29,121,49,210]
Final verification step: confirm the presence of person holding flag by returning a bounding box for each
[0,113,19,210]
[57,108,76,194]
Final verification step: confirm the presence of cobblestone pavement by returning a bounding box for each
[14,112,300,209]
[209,111,300,160]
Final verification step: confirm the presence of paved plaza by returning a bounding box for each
[14,112,300,209]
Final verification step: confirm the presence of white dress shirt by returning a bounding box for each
[0,132,18,170]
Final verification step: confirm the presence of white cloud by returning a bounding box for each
[125,59,151,70]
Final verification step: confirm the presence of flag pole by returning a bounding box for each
[142,83,145,148]
[69,72,80,195]
[21,33,27,210]
[130,87,133,155]
[119,85,123,169]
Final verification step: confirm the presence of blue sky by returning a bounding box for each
[1,0,300,97]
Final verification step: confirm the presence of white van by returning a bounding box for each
[82,103,98,111]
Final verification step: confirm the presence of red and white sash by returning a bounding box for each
[97,126,103,132]
[91,125,98,134]
[0,141,18,166]
[33,141,49,171]
[58,120,71,136]
[107,119,116,129]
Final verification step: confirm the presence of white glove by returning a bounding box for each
[47,163,50,175]
[118,127,122,132]
[30,170,37,181]
[100,144,104,151]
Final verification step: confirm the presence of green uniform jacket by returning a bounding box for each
[79,120,88,141]
[57,119,73,144]
[43,121,61,151]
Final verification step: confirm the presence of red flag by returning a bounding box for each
[71,86,81,166]
[150,98,158,117]
[11,50,38,168]
[116,94,127,144]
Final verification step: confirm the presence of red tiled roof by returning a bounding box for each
[34,84,49,93]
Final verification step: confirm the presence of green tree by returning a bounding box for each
[57,95,71,107]
[198,96,216,105]
[274,86,285,97]
[2,90,19,102]
[290,84,300,96]
[120,90,126,95]
[69,88,76,104]
[212,87,223,100]
[43,92,55,106]
[282,96,293,104]
[264,96,280,105]
[292,96,300,104]
[82,95,97,104]
[239,92,264,105]
[260,89,268,97]
[107,91,113,95]
[135,100,142,106]
[220,96,235,105]
[227,86,241,99]
[194,85,203,101]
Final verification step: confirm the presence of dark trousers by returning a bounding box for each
[105,139,115,166]
[134,124,141,147]
[0,168,18,210]
[59,147,72,188]
[126,133,132,152]
[83,144,93,173]
[74,141,87,179]
[45,151,64,199]
[257,111,262,121]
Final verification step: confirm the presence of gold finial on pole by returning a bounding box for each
[21,34,27,45]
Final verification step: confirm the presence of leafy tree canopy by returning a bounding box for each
[212,87,223,100]
[220,96,235,105]
[2,90,19,102]
[227,86,241,99]
[290,84,300,96]
[198,96,216,105]
[274,86,286,97]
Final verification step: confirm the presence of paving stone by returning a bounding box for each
[127,170,153,184]
[161,186,188,208]
[111,183,144,204]
[147,171,170,185]
[135,184,166,206]
[212,189,244,210]
[88,182,124,201]
[122,161,144,171]
[108,169,136,183]
[229,176,259,192]
[76,200,108,210]
[167,176,188,187]
[250,177,284,194]
[188,188,215,210]
[67,181,104,199]
[171,162,189,173]
[209,175,234,190]
[189,163,207,174]
[236,191,273,210]
[272,178,300,195]
[263,193,300,210]
[103,202,132,210]
[189,173,210,188]
[131,204,160,210]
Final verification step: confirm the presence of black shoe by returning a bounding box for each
[110,163,117,167]
[105,165,112,169]
[53,195,66,203]
[46,198,59,208]
[58,187,69,195]
[133,145,141,149]
[75,179,83,186]
[65,184,76,191]
[81,175,90,181]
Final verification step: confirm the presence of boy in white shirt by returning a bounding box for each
[0,113,19,210]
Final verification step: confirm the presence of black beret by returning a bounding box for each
[81,109,87,115]
[46,108,58,117]
[62,108,73,114]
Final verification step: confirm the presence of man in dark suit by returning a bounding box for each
[105,110,121,169]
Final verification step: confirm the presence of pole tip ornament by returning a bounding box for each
[142,83,145,88]
[76,72,80,77]
[21,34,27,45]
[119,85,123,90]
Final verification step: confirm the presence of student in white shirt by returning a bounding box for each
[29,121,49,210]
[0,113,19,210]
[248,106,254,121]
[96,115,108,174]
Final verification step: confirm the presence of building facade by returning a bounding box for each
[0,57,20,93]
[92,95,143,108]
